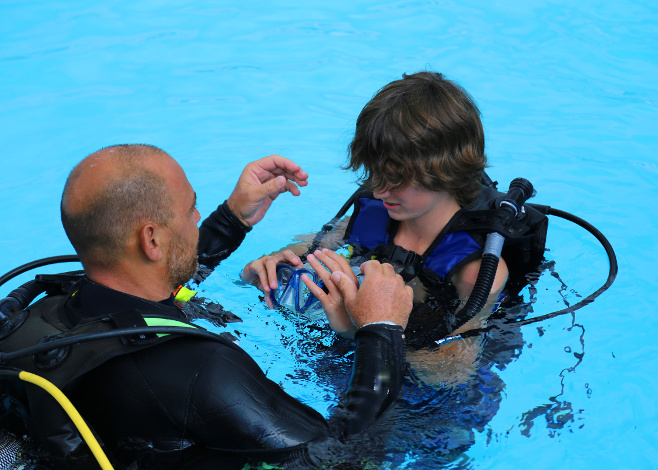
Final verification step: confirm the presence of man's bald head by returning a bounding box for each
[61,144,175,268]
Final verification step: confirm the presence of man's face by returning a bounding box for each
[162,160,202,290]
[166,229,199,291]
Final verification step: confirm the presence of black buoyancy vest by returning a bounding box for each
[0,293,214,389]
[0,288,229,460]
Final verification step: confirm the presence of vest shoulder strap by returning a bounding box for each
[0,294,210,388]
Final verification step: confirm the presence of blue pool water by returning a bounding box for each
[1,0,657,468]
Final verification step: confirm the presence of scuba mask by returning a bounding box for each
[269,265,324,314]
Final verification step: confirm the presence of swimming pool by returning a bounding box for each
[1,0,657,468]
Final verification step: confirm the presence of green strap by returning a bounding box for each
[143,317,198,337]
[239,463,281,470]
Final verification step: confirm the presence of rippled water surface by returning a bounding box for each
[1,0,657,468]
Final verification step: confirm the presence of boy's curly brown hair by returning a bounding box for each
[346,71,487,207]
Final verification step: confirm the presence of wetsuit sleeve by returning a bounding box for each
[188,324,405,464]
[187,339,330,451]
[66,323,406,467]
[197,201,252,268]
[330,323,406,437]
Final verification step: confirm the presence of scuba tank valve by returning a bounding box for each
[499,178,535,216]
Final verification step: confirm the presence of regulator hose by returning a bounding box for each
[0,280,42,319]
[0,368,114,470]
[0,325,226,365]
[304,187,363,260]
[0,256,82,321]
[0,255,80,288]
[510,204,618,327]
[437,203,618,345]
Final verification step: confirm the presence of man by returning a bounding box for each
[16,144,412,469]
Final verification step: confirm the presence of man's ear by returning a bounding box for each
[139,223,165,262]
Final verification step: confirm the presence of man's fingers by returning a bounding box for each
[269,155,308,185]
[405,285,414,298]
[359,259,382,275]
[382,262,396,275]
[259,178,299,198]
[259,175,286,198]
[347,259,413,328]
[284,180,301,196]
[229,155,307,227]
[253,155,309,186]
[330,271,358,304]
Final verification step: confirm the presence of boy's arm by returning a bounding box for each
[409,256,508,385]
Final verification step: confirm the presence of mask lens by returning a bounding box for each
[277,266,292,285]
[271,265,294,305]
[297,270,320,313]
[299,281,315,305]
[269,265,322,313]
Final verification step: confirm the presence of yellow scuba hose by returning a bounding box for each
[17,371,114,470]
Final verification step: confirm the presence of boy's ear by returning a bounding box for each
[139,223,165,262]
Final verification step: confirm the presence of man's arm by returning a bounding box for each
[332,323,406,437]
[188,261,412,464]
[195,155,309,278]
[313,260,412,437]
[173,326,402,467]
[197,200,252,267]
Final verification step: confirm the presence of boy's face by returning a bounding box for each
[373,185,452,222]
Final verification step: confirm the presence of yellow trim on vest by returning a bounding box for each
[174,286,197,302]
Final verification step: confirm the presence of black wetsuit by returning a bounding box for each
[30,202,407,469]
